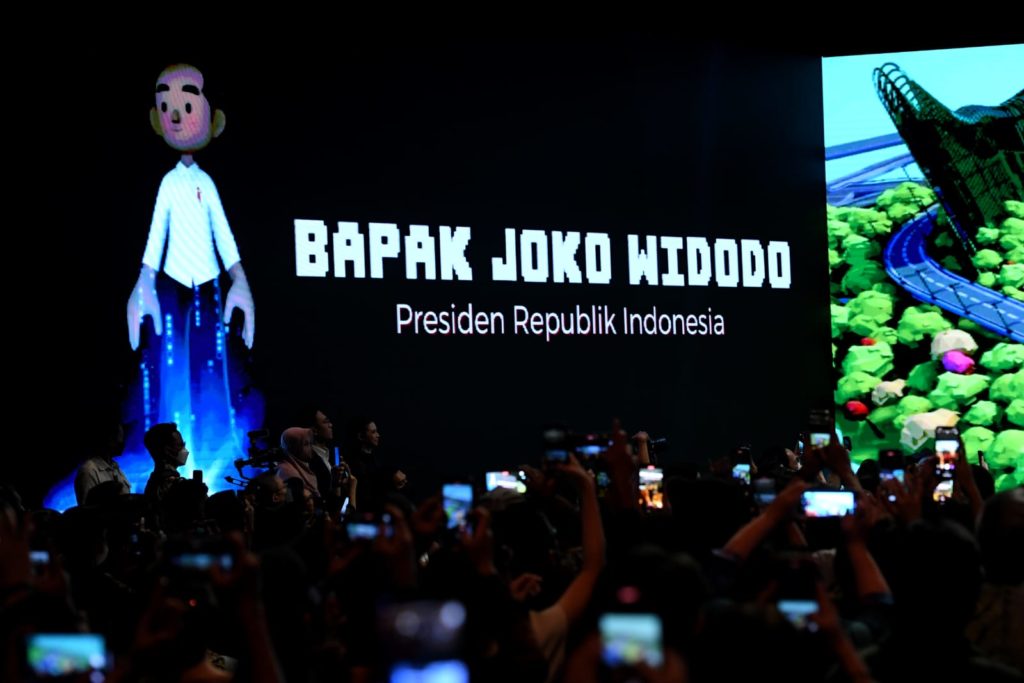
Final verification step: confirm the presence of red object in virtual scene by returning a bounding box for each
[860,337,877,346]
[843,400,870,420]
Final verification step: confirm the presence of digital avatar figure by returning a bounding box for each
[127,64,255,474]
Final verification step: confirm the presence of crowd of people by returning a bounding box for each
[2,409,1022,682]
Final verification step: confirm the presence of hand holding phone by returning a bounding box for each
[776,556,821,632]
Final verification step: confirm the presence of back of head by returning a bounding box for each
[252,471,286,508]
[977,487,1024,585]
[207,490,245,534]
[889,519,982,635]
[490,502,560,579]
[144,422,178,460]
[856,458,881,493]
[602,545,709,651]
[691,603,818,683]
[160,479,209,535]
[665,477,752,554]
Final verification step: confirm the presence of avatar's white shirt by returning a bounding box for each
[142,161,241,287]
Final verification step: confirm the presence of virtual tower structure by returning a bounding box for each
[874,63,1024,255]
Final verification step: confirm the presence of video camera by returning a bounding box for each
[225,429,287,487]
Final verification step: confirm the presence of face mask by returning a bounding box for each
[173,447,189,466]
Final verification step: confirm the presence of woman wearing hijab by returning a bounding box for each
[276,427,320,499]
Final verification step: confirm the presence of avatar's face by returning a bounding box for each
[155,67,213,152]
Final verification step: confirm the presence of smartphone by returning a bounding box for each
[347,522,379,541]
[347,512,394,541]
[26,633,108,678]
[638,467,664,510]
[777,599,819,631]
[544,449,569,464]
[933,479,954,504]
[30,550,50,575]
[878,448,903,470]
[808,409,833,449]
[731,463,751,485]
[753,478,776,507]
[170,551,233,572]
[443,483,473,530]
[485,471,527,494]
[878,448,905,501]
[934,428,960,477]
[776,555,820,631]
[809,432,832,448]
[599,613,664,668]
[801,490,855,518]
[129,531,144,557]
[192,469,203,484]
[576,441,608,458]
[389,660,469,683]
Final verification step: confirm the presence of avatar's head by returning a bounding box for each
[150,64,225,152]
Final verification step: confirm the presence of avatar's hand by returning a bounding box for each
[127,265,162,350]
[224,263,255,348]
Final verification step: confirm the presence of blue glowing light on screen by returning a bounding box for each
[45,336,264,512]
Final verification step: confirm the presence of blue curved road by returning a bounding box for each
[884,207,1024,342]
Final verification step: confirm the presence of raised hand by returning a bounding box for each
[410,495,445,539]
[127,265,162,350]
[508,572,544,602]
[880,465,924,524]
[223,262,255,348]
[374,505,417,588]
[556,453,594,489]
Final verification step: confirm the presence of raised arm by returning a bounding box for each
[554,454,606,625]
